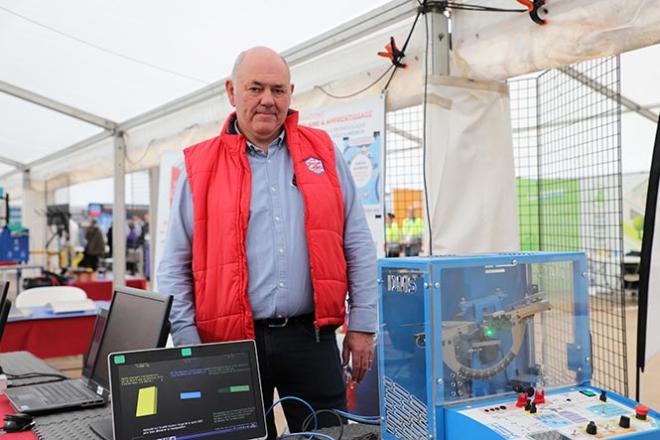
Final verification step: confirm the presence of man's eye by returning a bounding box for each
[248,87,262,93]
[273,89,285,95]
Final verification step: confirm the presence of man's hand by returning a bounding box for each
[342,331,375,383]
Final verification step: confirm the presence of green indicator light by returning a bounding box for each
[181,348,192,357]
[483,327,496,338]
[230,385,250,393]
[114,355,126,365]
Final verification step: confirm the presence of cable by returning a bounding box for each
[267,396,318,432]
[429,1,527,13]
[421,11,433,256]
[301,410,344,440]
[279,432,336,440]
[316,0,427,100]
[0,5,209,85]
[315,65,394,100]
[330,409,380,425]
[4,371,69,380]
[8,377,67,388]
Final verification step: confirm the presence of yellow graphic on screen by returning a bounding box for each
[135,386,158,417]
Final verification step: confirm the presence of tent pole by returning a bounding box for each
[112,133,127,290]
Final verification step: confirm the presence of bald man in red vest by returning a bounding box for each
[158,47,377,437]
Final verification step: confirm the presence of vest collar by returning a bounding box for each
[220,110,300,154]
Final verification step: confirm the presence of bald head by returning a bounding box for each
[225,46,295,151]
[231,47,290,83]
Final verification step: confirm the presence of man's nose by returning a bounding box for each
[260,89,275,106]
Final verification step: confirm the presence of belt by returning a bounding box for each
[254,313,314,328]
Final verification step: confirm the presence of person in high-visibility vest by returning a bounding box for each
[402,206,423,256]
[385,212,401,257]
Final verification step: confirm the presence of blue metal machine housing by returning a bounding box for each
[377,252,659,440]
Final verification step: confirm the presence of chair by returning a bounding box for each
[15,286,88,308]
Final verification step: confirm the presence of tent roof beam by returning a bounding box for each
[559,66,659,123]
[0,80,118,131]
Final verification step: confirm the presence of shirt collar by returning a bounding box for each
[233,119,286,155]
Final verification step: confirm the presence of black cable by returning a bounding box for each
[429,1,527,13]
[8,377,67,388]
[421,11,433,256]
[315,65,394,100]
[5,371,69,380]
[301,409,345,440]
[316,0,429,100]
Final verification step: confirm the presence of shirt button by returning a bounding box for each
[279,248,284,254]
[271,186,277,192]
[278,282,284,288]
[274,216,280,222]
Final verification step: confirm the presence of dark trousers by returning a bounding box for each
[253,315,347,439]
[79,253,99,270]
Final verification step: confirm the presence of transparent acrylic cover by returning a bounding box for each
[436,258,591,405]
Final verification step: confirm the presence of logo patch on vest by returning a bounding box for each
[304,157,325,175]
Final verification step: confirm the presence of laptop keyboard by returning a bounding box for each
[37,380,97,405]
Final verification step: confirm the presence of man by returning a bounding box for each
[158,47,377,437]
[80,219,105,270]
[385,212,401,257]
[402,206,423,256]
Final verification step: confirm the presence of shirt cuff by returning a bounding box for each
[347,306,377,334]
[172,325,202,346]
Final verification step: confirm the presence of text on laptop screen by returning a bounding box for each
[91,288,171,390]
[110,342,266,440]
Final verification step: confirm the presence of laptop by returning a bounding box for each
[106,341,267,440]
[5,286,173,414]
[0,281,11,342]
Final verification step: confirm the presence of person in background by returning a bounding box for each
[157,46,377,438]
[385,212,401,257]
[402,206,423,256]
[80,219,105,270]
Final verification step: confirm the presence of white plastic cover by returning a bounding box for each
[425,75,520,253]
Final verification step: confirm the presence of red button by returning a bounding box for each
[635,405,649,419]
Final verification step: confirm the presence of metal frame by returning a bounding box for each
[0,0,418,180]
[0,79,118,130]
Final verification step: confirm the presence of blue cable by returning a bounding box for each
[266,396,318,431]
[331,409,380,424]
[278,432,336,440]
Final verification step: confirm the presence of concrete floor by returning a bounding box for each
[626,306,660,408]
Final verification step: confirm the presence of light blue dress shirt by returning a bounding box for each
[157,124,377,346]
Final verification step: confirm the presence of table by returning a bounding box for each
[0,351,63,439]
[0,302,109,358]
[68,277,147,301]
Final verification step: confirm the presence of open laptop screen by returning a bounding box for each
[0,281,10,342]
[108,341,267,440]
[91,287,172,392]
[81,308,108,379]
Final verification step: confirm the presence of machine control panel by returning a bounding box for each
[457,388,659,439]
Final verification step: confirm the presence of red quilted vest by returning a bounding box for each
[183,111,348,342]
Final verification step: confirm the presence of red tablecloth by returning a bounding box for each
[0,395,36,439]
[0,314,96,358]
[68,278,147,301]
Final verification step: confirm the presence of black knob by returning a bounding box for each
[600,390,607,402]
[530,403,537,414]
[586,421,597,435]
[525,400,531,411]
[526,386,535,397]
[619,415,630,429]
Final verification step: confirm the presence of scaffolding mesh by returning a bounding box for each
[384,104,426,257]
[510,57,628,396]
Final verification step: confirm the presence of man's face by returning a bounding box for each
[226,50,294,147]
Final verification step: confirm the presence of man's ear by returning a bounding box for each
[290,83,295,95]
[226,79,236,107]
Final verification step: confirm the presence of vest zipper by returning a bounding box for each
[314,321,320,343]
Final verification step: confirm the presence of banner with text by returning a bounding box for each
[299,96,385,257]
